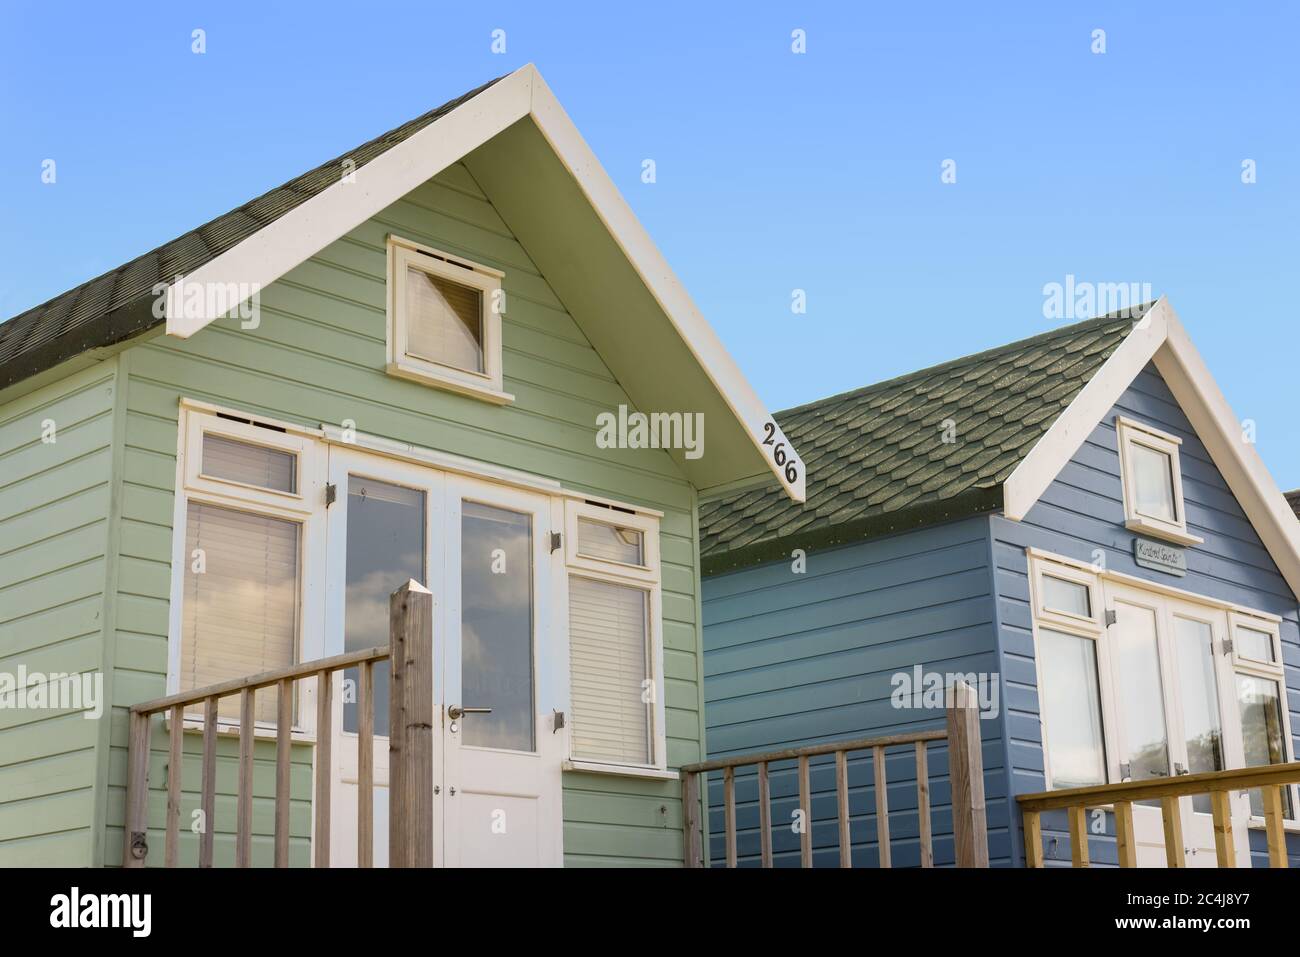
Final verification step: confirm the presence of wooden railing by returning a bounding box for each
[122,580,433,868]
[1017,762,1300,868]
[680,681,989,867]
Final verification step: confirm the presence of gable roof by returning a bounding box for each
[0,78,500,390]
[699,308,1148,568]
[0,65,804,502]
[701,297,1300,601]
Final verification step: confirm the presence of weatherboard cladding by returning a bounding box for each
[992,363,1300,867]
[0,77,501,387]
[698,308,1152,572]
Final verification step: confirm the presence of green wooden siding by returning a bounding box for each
[98,162,700,867]
[0,362,119,866]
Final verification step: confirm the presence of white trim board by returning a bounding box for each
[162,64,804,503]
[1003,296,1300,600]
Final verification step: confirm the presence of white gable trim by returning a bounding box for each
[1002,296,1300,598]
[162,65,804,502]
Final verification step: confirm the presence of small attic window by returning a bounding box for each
[385,236,513,404]
[1115,416,1202,546]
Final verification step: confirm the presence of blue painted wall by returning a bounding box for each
[700,517,1012,867]
[992,362,1300,867]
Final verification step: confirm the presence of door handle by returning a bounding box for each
[447,705,492,719]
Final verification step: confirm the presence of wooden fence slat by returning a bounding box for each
[1067,805,1089,867]
[1262,785,1289,868]
[1161,796,1186,868]
[357,659,374,869]
[1210,790,1235,868]
[122,711,151,868]
[1114,801,1137,868]
[681,771,702,868]
[389,580,434,867]
[836,750,851,868]
[798,755,812,868]
[915,741,932,868]
[1023,810,1043,868]
[724,766,737,868]
[873,745,890,868]
[275,678,292,867]
[758,761,773,868]
[165,705,182,868]
[236,687,255,868]
[200,696,217,868]
[314,669,333,867]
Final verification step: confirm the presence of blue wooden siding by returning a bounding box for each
[992,362,1300,867]
[701,517,1011,867]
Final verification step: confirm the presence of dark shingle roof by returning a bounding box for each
[0,76,502,390]
[700,306,1154,573]
[1285,490,1300,520]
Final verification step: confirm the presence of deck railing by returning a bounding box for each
[122,580,433,868]
[1017,762,1300,868]
[680,680,989,868]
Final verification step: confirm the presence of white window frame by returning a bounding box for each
[1027,549,1299,831]
[1115,415,1203,546]
[560,498,668,777]
[385,235,513,405]
[166,401,328,738]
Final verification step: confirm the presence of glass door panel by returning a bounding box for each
[1172,615,1225,814]
[1112,601,1171,785]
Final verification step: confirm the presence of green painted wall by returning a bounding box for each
[96,162,700,866]
[0,362,119,866]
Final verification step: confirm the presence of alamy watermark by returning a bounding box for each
[151,274,262,329]
[596,404,704,460]
[890,666,1000,719]
[0,667,103,719]
[1042,275,1152,322]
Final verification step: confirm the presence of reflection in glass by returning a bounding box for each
[342,478,425,736]
[1114,603,1171,789]
[1235,626,1274,663]
[406,267,483,373]
[1238,674,1293,817]
[1041,575,1091,618]
[461,502,534,751]
[1174,617,1224,814]
[1131,442,1177,522]
[1039,629,1107,789]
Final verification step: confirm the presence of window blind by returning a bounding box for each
[201,433,296,492]
[182,501,300,723]
[405,266,483,373]
[568,575,651,765]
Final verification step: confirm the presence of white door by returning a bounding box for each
[323,449,562,867]
[1102,582,1250,866]
[441,476,563,867]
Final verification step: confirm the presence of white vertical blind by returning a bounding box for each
[568,576,651,765]
[405,266,483,373]
[577,518,644,566]
[182,501,300,722]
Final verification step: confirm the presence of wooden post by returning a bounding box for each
[236,687,255,868]
[915,741,933,868]
[758,762,773,868]
[165,705,182,868]
[389,580,434,867]
[274,678,292,867]
[1161,796,1186,868]
[1067,805,1090,867]
[723,766,737,868]
[200,696,218,868]
[1113,801,1137,868]
[798,755,812,867]
[122,711,152,868]
[835,750,851,868]
[1262,785,1289,869]
[357,659,374,869]
[313,670,333,867]
[946,680,989,867]
[1210,790,1236,868]
[1022,810,1043,868]
[873,746,891,868]
[681,771,702,868]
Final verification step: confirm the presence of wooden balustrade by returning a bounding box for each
[681,680,989,868]
[1017,761,1300,868]
[122,580,433,868]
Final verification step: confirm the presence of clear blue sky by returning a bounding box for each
[3,2,1297,483]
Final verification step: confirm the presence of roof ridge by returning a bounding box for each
[1,74,506,330]
[775,304,1154,419]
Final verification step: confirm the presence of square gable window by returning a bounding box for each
[386,236,512,404]
[1115,416,1202,546]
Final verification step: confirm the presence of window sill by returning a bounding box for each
[563,760,679,781]
[1248,815,1300,834]
[385,361,514,406]
[1124,518,1204,547]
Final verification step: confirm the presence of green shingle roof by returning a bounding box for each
[699,307,1153,573]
